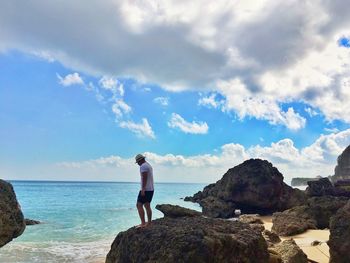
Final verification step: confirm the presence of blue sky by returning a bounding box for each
[1,1,350,183]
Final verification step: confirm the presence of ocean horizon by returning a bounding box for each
[0,180,205,263]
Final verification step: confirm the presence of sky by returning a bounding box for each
[1,0,350,184]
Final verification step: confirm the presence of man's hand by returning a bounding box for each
[141,190,145,196]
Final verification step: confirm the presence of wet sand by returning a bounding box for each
[261,216,330,263]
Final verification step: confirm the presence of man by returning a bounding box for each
[135,154,154,228]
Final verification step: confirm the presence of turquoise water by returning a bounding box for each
[0,181,204,263]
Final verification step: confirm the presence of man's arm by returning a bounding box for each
[141,171,148,195]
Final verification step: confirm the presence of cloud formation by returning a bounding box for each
[119,118,155,139]
[57,128,350,183]
[57,73,84,86]
[1,0,350,128]
[168,113,209,134]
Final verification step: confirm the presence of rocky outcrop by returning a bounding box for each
[0,179,26,247]
[262,230,281,246]
[155,204,201,218]
[291,177,320,187]
[334,145,350,182]
[306,177,335,196]
[185,159,307,218]
[25,219,41,225]
[328,200,350,263]
[106,216,269,263]
[272,206,317,236]
[273,239,308,263]
[272,196,348,236]
[239,214,264,224]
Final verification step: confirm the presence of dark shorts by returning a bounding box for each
[137,190,154,204]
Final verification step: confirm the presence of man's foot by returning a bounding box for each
[135,223,146,228]
[145,222,152,226]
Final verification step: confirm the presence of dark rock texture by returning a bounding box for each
[262,230,281,246]
[306,178,335,196]
[328,200,350,263]
[185,159,306,218]
[273,239,308,263]
[334,145,350,182]
[106,216,269,263]
[0,179,26,247]
[239,214,264,224]
[155,204,201,218]
[272,206,317,236]
[272,196,348,236]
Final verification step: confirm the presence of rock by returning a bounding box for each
[268,248,283,263]
[250,223,265,233]
[274,239,308,263]
[0,180,26,247]
[291,177,321,187]
[306,178,335,196]
[185,159,307,218]
[239,214,264,224]
[334,145,350,182]
[106,216,269,263]
[272,196,348,236]
[310,240,321,246]
[272,206,317,236]
[263,230,281,246]
[25,218,41,225]
[328,200,350,263]
[155,204,201,218]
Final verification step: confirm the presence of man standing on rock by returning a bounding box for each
[135,154,154,228]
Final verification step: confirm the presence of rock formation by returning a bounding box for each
[106,215,269,263]
[0,179,26,247]
[273,239,308,263]
[25,218,41,225]
[328,200,350,263]
[185,159,306,217]
[272,196,348,236]
[155,204,201,218]
[306,177,335,196]
[333,145,350,182]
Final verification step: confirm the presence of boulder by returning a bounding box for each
[272,196,348,236]
[306,178,335,196]
[0,179,26,247]
[262,230,281,246]
[334,145,350,182]
[274,239,308,263]
[328,200,350,263]
[106,216,269,263]
[239,214,264,224]
[272,206,317,236]
[185,159,307,218]
[155,204,201,218]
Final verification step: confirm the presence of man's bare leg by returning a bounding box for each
[144,202,152,225]
[136,202,146,227]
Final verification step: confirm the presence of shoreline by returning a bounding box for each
[261,216,330,263]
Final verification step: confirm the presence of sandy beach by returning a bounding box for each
[261,216,330,263]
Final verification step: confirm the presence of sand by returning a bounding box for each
[261,216,330,263]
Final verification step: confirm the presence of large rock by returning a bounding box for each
[155,204,201,218]
[273,239,308,263]
[306,177,335,196]
[185,159,306,217]
[106,216,269,263]
[0,180,26,247]
[328,200,350,263]
[334,145,350,182]
[272,196,348,236]
[272,206,317,236]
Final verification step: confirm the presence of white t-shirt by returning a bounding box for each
[140,162,154,191]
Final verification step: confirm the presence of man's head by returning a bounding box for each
[135,154,146,165]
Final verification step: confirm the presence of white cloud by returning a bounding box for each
[57,73,84,86]
[305,107,318,117]
[119,118,155,139]
[55,129,350,184]
[168,113,209,134]
[198,93,221,109]
[99,76,124,97]
[153,97,169,106]
[112,99,132,119]
[2,1,350,126]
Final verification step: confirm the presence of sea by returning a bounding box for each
[0,181,205,263]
